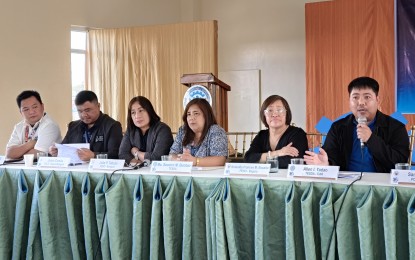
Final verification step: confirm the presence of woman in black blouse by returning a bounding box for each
[244,95,308,168]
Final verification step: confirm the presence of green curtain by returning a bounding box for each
[2,167,415,259]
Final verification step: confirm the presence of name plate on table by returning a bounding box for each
[0,156,5,165]
[89,159,125,170]
[224,163,270,176]
[37,157,71,168]
[150,161,193,173]
[390,170,415,185]
[287,164,339,180]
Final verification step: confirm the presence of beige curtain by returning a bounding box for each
[86,21,218,132]
[305,0,398,132]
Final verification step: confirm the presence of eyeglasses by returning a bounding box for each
[264,108,286,116]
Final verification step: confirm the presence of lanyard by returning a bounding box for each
[24,122,41,142]
[23,113,45,143]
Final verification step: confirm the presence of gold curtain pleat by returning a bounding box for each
[305,0,397,132]
[86,21,218,131]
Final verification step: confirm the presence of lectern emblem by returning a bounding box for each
[183,85,212,108]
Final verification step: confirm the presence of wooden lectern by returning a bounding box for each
[180,73,231,131]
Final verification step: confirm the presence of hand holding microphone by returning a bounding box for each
[357,116,371,148]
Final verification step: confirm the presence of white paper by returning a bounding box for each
[338,172,362,179]
[37,157,71,168]
[56,143,90,164]
[150,161,193,173]
[287,164,339,180]
[89,159,125,170]
[390,169,415,185]
[224,163,270,176]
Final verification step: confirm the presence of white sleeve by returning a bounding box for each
[34,120,62,153]
[6,124,24,148]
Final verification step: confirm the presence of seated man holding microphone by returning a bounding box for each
[304,76,409,173]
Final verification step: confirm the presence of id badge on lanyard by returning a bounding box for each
[24,122,40,142]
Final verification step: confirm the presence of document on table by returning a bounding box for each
[56,143,90,164]
[338,172,362,179]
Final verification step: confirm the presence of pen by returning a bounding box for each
[69,163,83,166]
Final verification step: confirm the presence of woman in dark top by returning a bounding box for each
[244,95,308,168]
[118,96,173,164]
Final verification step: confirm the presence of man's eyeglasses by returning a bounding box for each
[264,108,286,116]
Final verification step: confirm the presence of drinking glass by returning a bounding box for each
[395,163,410,170]
[161,155,172,161]
[291,158,304,165]
[96,154,108,159]
[266,156,279,173]
[24,154,34,167]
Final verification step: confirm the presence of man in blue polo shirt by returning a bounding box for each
[304,76,409,173]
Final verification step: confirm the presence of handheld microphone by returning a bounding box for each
[135,159,151,169]
[357,116,367,148]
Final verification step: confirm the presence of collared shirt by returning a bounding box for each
[82,123,97,143]
[24,120,41,142]
[348,117,376,172]
[7,113,62,153]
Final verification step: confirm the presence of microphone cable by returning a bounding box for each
[324,146,364,260]
[93,160,149,260]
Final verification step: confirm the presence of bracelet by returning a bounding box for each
[196,157,200,166]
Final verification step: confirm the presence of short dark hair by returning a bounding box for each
[182,98,217,146]
[347,76,379,96]
[127,96,160,134]
[75,90,98,106]
[260,95,292,128]
[16,90,43,108]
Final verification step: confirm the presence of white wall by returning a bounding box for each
[199,0,319,130]
[0,0,320,152]
[0,0,182,152]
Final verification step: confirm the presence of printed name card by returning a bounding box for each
[224,163,270,176]
[37,157,71,168]
[151,161,193,173]
[0,156,5,165]
[390,170,415,185]
[287,164,339,180]
[89,159,125,170]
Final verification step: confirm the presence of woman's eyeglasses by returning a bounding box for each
[264,108,286,116]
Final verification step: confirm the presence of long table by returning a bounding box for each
[1,164,414,259]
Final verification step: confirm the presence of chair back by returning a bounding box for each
[226,132,257,161]
[306,132,326,152]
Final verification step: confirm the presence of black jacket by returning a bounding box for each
[322,111,409,173]
[62,113,123,159]
[244,126,309,169]
[118,121,173,163]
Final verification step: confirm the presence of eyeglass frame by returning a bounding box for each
[264,108,287,116]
